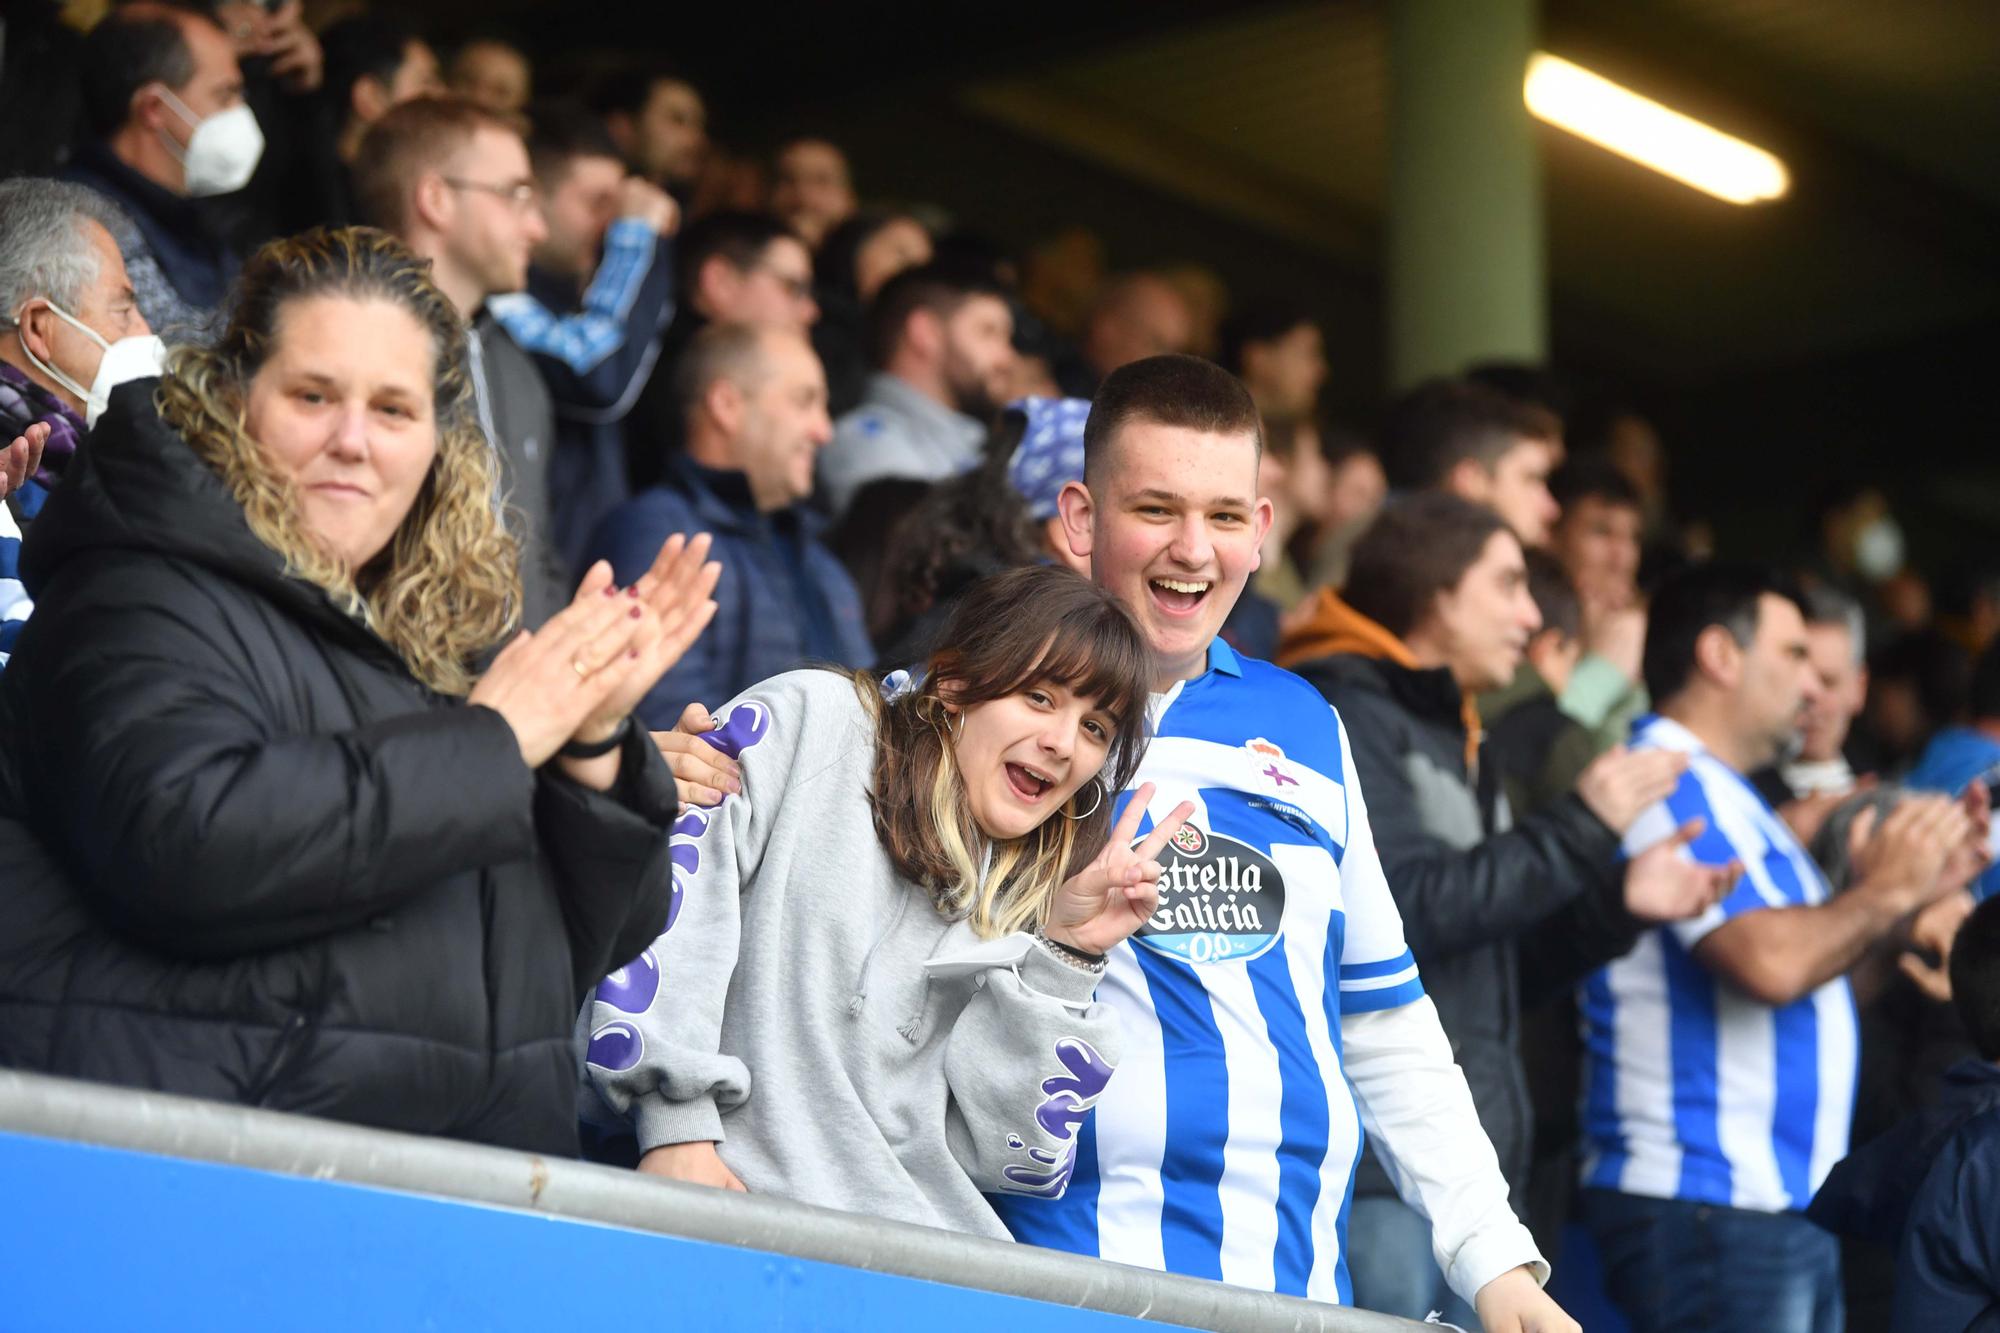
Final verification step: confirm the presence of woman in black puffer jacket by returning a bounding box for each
[0,227,720,1155]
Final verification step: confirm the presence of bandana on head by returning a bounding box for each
[1004,396,1092,521]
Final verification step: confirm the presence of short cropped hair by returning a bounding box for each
[1381,376,1560,493]
[0,179,127,322]
[1524,547,1582,642]
[80,5,196,138]
[676,210,798,296]
[524,99,621,189]
[1343,493,1511,641]
[864,261,1008,371]
[1642,563,1806,705]
[673,322,777,421]
[352,96,513,234]
[1950,896,2000,1060]
[1082,353,1261,488]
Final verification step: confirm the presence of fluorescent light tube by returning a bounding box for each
[1525,52,1790,204]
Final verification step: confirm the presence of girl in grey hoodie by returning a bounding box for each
[580,566,1194,1238]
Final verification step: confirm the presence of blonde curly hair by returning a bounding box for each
[156,226,521,695]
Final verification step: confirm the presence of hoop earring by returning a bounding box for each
[1062,778,1104,821]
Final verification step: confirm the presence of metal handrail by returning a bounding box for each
[0,1070,1432,1332]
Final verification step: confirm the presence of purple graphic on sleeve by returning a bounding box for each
[1001,1037,1114,1198]
[585,1020,645,1072]
[658,701,774,935]
[700,701,770,760]
[595,948,660,1015]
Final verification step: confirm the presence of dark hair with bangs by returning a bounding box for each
[859,564,1155,936]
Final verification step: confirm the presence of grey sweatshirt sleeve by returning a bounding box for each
[576,682,807,1151]
[931,934,1126,1201]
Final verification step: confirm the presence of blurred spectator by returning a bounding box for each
[1160,263,1227,360]
[1491,549,1599,819]
[0,179,162,661]
[626,210,816,491]
[1763,585,1871,803]
[1546,456,1649,755]
[586,323,868,728]
[0,226,707,1155]
[1002,395,1091,575]
[1298,430,1387,594]
[769,136,857,251]
[1019,225,1105,337]
[448,37,532,118]
[1815,482,1907,600]
[489,101,678,576]
[1906,637,2000,902]
[316,15,443,223]
[1579,563,1985,1333]
[581,565,1173,1237]
[353,96,566,625]
[1809,893,2000,1328]
[1055,271,1192,397]
[1381,376,1561,547]
[1860,628,1972,773]
[1220,303,1327,425]
[1465,360,1576,461]
[588,66,706,201]
[65,3,261,337]
[813,211,934,416]
[819,262,1014,517]
[0,0,86,180]
[1252,414,1331,613]
[1284,493,1722,1323]
[871,422,1044,666]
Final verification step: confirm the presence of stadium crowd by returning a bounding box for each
[2,5,1998,1331]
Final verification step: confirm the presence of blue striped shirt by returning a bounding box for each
[487,218,661,376]
[1580,714,1859,1213]
[994,640,1424,1301]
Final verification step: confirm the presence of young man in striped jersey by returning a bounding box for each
[994,354,1577,1332]
[1579,563,1986,1333]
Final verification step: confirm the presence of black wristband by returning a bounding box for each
[560,715,632,760]
[1035,925,1106,966]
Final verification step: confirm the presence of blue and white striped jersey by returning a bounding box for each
[994,639,1425,1301]
[1580,714,1860,1213]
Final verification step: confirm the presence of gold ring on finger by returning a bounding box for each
[571,657,590,679]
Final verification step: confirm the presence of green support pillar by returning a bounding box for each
[1386,0,1546,389]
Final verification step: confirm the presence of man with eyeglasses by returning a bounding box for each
[353,95,568,625]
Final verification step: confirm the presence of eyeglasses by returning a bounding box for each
[441,177,540,212]
[752,267,814,302]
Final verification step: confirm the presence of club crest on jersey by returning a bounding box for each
[1135,824,1286,965]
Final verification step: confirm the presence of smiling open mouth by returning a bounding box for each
[1150,577,1212,614]
[1006,762,1054,801]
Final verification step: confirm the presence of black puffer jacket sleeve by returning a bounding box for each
[535,722,679,999]
[16,564,539,959]
[1331,677,1626,964]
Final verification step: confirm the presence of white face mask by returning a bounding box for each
[153,85,264,197]
[16,299,168,428]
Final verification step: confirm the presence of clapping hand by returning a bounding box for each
[1043,783,1196,957]
[571,533,721,746]
[1623,817,1740,923]
[0,422,49,503]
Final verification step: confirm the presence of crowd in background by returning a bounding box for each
[3,4,2000,1332]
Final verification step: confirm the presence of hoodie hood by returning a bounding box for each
[1280,585,1483,767]
[20,378,390,664]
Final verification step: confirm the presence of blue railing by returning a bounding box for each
[0,1071,1432,1332]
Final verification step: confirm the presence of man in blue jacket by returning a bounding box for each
[586,323,869,730]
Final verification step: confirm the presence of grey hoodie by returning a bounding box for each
[579,668,1125,1239]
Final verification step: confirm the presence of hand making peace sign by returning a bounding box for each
[1044,783,1198,957]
